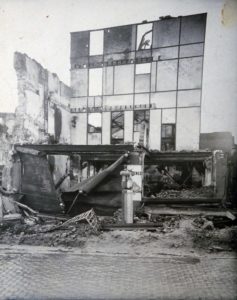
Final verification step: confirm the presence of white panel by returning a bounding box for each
[103,94,133,108]
[149,109,161,150]
[103,67,113,95]
[71,113,87,145]
[89,68,103,96]
[124,111,133,143]
[176,107,200,150]
[151,92,176,108]
[71,97,87,109]
[134,93,149,106]
[89,30,104,55]
[136,63,151,74]
[151,62,157,92]
[102,112,111,144]
[162,109,176,123]
[177,90,201,107]
[114,65,134,94]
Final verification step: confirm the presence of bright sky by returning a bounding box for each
[0,0,225,113]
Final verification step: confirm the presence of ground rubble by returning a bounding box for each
[0,207,236,256]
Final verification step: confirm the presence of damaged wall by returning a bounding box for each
[14,52,72,144]
[10,53,73,189]
[0,113,15,166]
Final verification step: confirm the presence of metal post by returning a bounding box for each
[122,189,133,224]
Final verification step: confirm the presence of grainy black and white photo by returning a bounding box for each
[0,0,237,299]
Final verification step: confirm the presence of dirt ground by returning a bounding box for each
[0,210,236,257]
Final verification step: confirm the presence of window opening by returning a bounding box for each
[161,124,175,151]
[111,111,124,144]
[88,113,102,145]
[137,23,153,50]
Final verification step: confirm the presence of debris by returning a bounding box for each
[202,220,214,231]
[45,209,100,233]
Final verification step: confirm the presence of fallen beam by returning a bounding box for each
[102,223,162,231]
[144,206,236,220]
[142,197,222,204]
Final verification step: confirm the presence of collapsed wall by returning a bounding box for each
[14,52,72,144]
[0,53,73,190]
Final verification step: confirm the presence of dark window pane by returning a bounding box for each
[179,43,204,58]
[71,31,89,58]
[161,124,176,151]
[180,14,206,44]
[111,111,124,144]
[104,25,136,54]
[178,57,203,89]
[153,47,178,61]
[153,18,180,48]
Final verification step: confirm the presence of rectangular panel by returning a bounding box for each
[87,96,94,107]
[179,43,204,58]
[88,113,102,145]
[102,112,111,144]
[178,57,203,89]
[104,52,135,64]
[124,111,133,143]
[157,60,178,91]
[177,90,201,107]
[135,74,150,93]
[104,25,136,54]
[103,94,133,108]
[71,31,89,66]
[151,92,176,108]
[176,107,200,150]
[89,30,104,55]
[136,49,152,59]
[133,110,150,146]
[71,113,87,145]
[136,63,151,74]
[161,124,176,151]
[134,93,150,106]
[89,68,103,96]
[137,23,153,50]
[89,55,103,68]
[20,153,61,213]
[153,47,178,61]
[149,109,161,150]
[103,66,114,95]
[111,111,124,144]
[180,14,206,44]
[151,62,157,92]
[153,18,180,48]
[114,65,134,94]
[94,96,102,107]
[162,108,176,123]
[71,69,88,97]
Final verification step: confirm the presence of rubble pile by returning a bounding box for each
[0,221,95,247]
[155,186,214,199]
